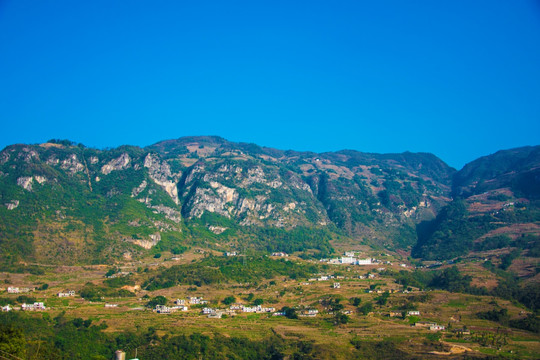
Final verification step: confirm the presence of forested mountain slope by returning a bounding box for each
[0,137,455,264]
[413,145,540,270]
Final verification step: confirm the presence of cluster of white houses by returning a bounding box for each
[57,290,76,297]
[322,252,376,266]
[1,302,46,312]
[307,272,377,283]
[151,298,321,319]
[414,322,446,331]
[7,286,34,294]
[152,297,207,314]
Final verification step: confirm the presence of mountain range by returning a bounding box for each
[0,136,538,268]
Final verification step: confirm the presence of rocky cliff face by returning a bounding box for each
[0,137,457,264]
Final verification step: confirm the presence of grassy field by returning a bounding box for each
[1,250,539,359]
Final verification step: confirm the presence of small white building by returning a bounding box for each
[175,299,186,305]
[271,252,288,257]
[1,304,12,312]
[202,307,216,315]
[333,283,341,289]
[155,305,171,314]
[57,290,76,297]
[241,305,275,313]
[241,306,257,313]
[21,302,45,311]
[189,297,206,304]
[341,257,356,264]
[430,324,446,331]
[7,287,19,294]
[407,310,420,316]
[299,309,318,317]
[105,304,118,308]
[357,258,372,265]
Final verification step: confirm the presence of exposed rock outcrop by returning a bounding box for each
[61,154,85,173]
[17,177,34,191]
[132,232,161,249]
[132,180,148,197]
[144,154,180,204]
[5,200,19,210]
[101,153,131,175]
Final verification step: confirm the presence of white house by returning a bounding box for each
[202,307,216,315]
[407,310,420,316]
[1,304,12,312]
[241,305,275,313]
[175,299,186,305]
[430,324,445,331]
[57,290,76,297]
[155,305,171,314]
[341,257,356,264]
[21,302,45,311]
[357,258,372,265]
[189,297,206,304]
[333,283,341,289]
[6,286,33,294]
[299,309,318,317]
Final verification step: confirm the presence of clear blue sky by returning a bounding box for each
[1,1,539,169]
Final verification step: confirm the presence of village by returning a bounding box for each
[0,251,451,334]
[0,247,535,359]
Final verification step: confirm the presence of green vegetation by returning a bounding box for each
[413,201,496,260]
[358,302,373,315]
[249,226,334,256]
[413,198,540,261]
[280,306,298,319]
[146,296,167,308]
[144,255,318,290]
[477,308,540,333]
[0,312,312,360]
[79,283,135,301]
[103,276,135,288]
[350,338,410,360]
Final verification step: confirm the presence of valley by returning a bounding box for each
[0,137,538,359]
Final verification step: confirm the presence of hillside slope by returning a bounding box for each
[413,146,540,275]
